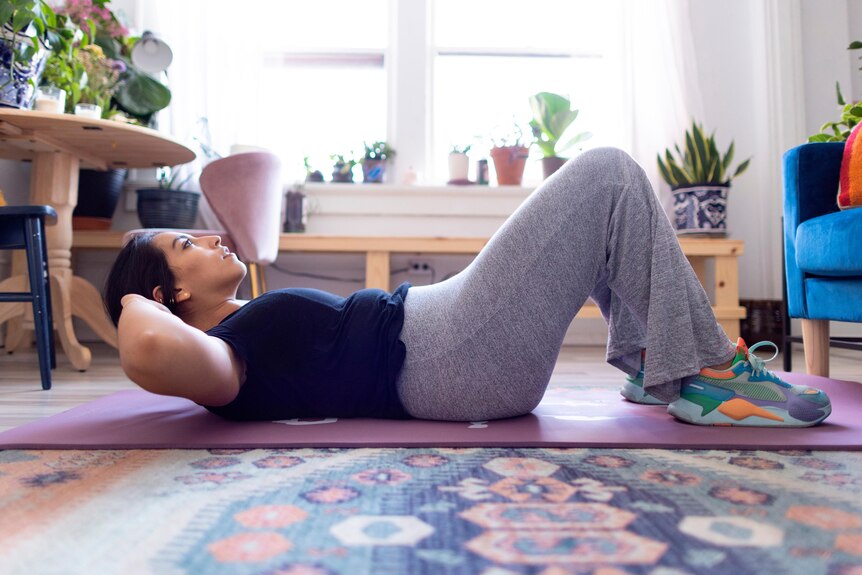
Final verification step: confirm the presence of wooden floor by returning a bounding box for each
[0,343,860,433]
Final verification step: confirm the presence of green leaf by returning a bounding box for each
[685,128,701,181]
[732,158,751,179]
[0,5,14,28]
[668,158,692,186]
[704,156,721,184]
[850,106,862,117]
[11,8,34,33]
[692,123,710,181]
[837,82,846,106]
[721,142,734,182]
[114,70,171,116]
[849,41,862,50]
[808,133,831,143]
[657,153,676,186]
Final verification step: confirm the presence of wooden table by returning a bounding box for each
[0,110,195,370]
[74,232,746,341]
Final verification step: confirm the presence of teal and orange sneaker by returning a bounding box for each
[667,338,832,427]
[620,350,667,405]
[621,372,668,405]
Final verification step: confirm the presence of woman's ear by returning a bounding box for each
[152,286,165,304]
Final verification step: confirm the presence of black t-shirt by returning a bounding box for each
[201,282,412,420]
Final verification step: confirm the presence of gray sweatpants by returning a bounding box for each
[395,147,736,421]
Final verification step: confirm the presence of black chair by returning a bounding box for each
[0,206,57,389]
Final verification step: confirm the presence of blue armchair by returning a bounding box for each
[783,142,862,377]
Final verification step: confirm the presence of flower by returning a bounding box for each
[78,44,121,113]
[49,0,172,124]
[60,0,129,39]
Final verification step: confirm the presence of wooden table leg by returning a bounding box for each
[715,254,742,341]
[28,152,93,370]
[0,276,25,351]
[687,256,706,290]
[365,251,390,290]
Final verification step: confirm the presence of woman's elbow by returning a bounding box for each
[118,330,167,389]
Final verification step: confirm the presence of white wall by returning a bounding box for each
[850,0,862,102]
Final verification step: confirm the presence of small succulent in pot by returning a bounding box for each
[330,152,359,183]
[361,141,396,183]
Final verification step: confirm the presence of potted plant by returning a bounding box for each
[1,0,73,108]
[136,166,199,228]
[303,156,324,182]
[448,144,471,184]
[657,121,751,235]
[529,91,592,179]
[331,153,359,183]
[361,141,395,183]
[808,41,862,143]
[46,0,173,229]
[489,121,530,186]
[56,0,171,125]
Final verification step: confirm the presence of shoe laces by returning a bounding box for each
[744,341,779,377]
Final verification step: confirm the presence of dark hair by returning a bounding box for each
[103,232,180,326]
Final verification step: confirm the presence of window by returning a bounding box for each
[250,0,390,181]
[145,0,625,185]
[430,0,625,184]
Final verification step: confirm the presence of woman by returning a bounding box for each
[104,148,832,427]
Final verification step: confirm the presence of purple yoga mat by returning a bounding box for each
[1,372,860,450]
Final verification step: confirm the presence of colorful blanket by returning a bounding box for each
[839,122,862,209]
[2,447,861,574]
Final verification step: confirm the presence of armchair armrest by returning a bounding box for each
[783,142,844,318]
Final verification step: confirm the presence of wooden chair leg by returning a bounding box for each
[249,262,261,299]
[801,318,830,377]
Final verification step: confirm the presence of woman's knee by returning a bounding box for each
[563,147,634,176]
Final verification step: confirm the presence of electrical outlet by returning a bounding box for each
[408,260,433,275]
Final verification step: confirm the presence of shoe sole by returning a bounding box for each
[667,396,832,427]
[620,379,668,405]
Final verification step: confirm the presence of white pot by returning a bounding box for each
[448,153,470,181]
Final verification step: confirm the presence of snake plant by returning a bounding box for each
[657,121,751,189]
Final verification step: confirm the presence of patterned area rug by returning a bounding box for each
[2,447,862,574]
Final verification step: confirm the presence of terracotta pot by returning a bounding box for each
[490,146,529,186]
[541,156,567,179]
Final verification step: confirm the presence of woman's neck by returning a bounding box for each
[181,299,246,332]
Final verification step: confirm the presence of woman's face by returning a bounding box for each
[153,232,247,299]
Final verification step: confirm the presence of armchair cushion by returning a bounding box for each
[805,277,862,322]
[796,209,862,275]
[839,122,862,209]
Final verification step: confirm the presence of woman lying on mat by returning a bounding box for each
[103,148,831,427]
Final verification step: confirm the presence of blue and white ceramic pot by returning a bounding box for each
[0,31,48,109]
[671,185,729,235]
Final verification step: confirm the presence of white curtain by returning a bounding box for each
[621,0,705,216]
[137,1,267,228]
[139,1,266,158]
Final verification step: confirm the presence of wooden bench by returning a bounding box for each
[73,231,746,340]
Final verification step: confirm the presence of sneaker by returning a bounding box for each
[621,372,668,405]
[667,338,832,427]
[620,350,668,405]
